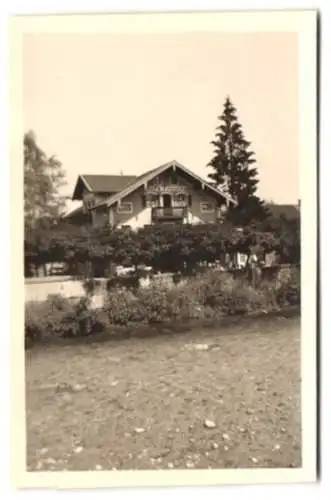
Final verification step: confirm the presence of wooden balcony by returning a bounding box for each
[152,206,187,221]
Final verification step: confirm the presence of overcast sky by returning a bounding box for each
[23,31,299,208]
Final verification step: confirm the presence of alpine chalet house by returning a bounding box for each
[64,160,235,229]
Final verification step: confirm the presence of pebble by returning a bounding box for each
[73,384,86,392]
[44,457,57,465]
[39,448,48,456]
[95,464,103,470]
[194,344,209,351]
[280,427,286,433]
[134,427,145,434]
[204,419,216,429]
[212,443,219,449]
[62,393,72,403]
[74,446,83,454]
[110,381,118,387]
[222,433,230,441]
[273,444,281,451]
[168,462,174,469]
[251,457,258,464]
[224,445,229,451]
[186,461,195,468]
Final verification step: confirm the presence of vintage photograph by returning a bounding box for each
[15,11,316,486]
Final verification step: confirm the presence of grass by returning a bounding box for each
[26,314,301,471]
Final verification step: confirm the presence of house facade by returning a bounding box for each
[65,160,235,230]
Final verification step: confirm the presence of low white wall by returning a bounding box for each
[25,273,186,306]
[25,277,87,303]
[25,277,107,309]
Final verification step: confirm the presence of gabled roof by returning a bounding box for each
[266,203,300,220]
[72,174,137,200]
[95,160,236,209]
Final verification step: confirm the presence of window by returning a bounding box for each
[173,193,186,203]
[117,202,133,214]
[200,201,215,213]
[86,199,95,210]
[84,194,96,210]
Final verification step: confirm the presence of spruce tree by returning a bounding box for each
[208,96,269,226]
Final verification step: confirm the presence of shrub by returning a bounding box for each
[25,265,300,347]
[107,275,140,291]
[275,266,300,307]
[25,294,76,344]
[105,288,145,326]
[137,285,186,324]
[185,270,277,316]
[105,283,203,326]
[25,294,108,346]
[82,278,102,297]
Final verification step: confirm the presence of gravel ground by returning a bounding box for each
[26,315,301,471]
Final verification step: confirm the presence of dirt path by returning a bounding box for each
[26,315,301,471]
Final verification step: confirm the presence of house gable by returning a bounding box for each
[67,161,236,227]
[106,166,231,229]
[96,160,236,210]
[72,176,91,201]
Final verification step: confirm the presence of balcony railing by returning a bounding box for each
[152,207,187,221]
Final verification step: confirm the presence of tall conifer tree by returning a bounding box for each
[208,97,268,226]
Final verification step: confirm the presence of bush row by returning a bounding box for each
[25,267,300,347]
[25,217,300,276]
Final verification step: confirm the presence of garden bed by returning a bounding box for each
[25,268,300,348]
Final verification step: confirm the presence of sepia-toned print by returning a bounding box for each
[12,10,317,488]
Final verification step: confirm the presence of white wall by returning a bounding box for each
[25,273,183,306]
[25,277,107,309]
[184,209,204,225]
[119,206,152,230]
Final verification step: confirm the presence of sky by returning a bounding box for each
[23,31,299,210]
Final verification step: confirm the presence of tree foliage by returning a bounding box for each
[24,130,67,228]
[207,96,269,226]
[25,221,287,277]
[24,131,68,275]
[257,212,300,264]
